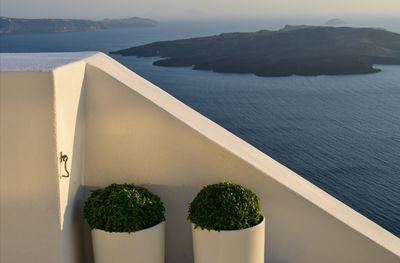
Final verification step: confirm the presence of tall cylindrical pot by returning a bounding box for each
[91,221,165,263]
[192,217,265,263]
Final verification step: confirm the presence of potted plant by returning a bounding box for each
[188,182,265,263]
[84,183,165,263]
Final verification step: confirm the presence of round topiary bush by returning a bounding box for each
[84,183,165,233]
[188,182,263,231]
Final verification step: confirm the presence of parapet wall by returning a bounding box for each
[1,71,62,262]
[1,52,399,263]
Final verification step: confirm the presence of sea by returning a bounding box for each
[1,18,399,237]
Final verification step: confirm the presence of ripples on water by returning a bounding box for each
[1,19,399,236]
[115,57,400,237]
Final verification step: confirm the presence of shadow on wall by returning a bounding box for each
[60,81,93,263]
[144,184,200,263]
[80,186,95,263]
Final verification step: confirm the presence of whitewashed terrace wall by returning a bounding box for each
[1,71,62,262]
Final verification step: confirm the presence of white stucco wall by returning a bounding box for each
[0,72,62,263]
[0,55,88,263]
[1,52,399,263]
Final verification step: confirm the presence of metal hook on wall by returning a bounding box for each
[60,152,70,178]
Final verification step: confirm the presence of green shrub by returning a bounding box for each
[84,183,165,232]
[188,182,263,231]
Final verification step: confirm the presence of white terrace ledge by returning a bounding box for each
[1,52,399,263]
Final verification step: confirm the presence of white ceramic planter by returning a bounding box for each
[91,221,165,263]
[192,217,265,263]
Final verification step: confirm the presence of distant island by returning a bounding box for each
[325,18,346,26]
[0,16,158,34]
[111,25,400,77]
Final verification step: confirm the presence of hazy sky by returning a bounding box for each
[1,0,400,20]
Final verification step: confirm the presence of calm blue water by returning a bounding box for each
[1,19,399,237]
